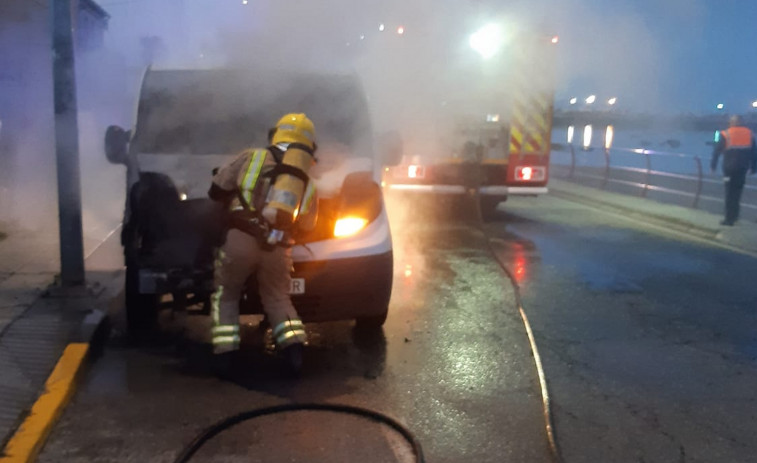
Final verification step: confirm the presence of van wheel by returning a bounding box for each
[356,308,388,330]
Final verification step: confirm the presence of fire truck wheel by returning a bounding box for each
[479,196,505,221]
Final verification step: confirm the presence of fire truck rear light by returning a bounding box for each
[515,166,545,181]
[408,165,425,178]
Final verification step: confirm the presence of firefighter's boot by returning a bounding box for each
[272,319,307,377]
[281,343,304,377]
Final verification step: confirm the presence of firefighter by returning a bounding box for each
[208,113,318,373]
[711,115,757,226]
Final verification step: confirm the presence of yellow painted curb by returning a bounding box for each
[0,343,89,463]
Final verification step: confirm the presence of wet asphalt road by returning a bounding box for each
[39,194,757,463]
[486,196,757,463]
[39,195,549,463]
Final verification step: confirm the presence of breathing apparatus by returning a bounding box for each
[260,113,317,248]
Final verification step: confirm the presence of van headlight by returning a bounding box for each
[334,217,368,238]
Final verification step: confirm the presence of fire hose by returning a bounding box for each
[173,403,425,463]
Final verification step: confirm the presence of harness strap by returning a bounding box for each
[286,142,316,156]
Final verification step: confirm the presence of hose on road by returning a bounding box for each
[172,402,425,463]
[473,193,563,463]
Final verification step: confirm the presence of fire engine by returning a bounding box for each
[382,30,556,218]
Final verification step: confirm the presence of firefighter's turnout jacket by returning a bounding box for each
[208,144,317,354]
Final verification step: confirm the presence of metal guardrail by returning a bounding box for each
[552,143,757,216]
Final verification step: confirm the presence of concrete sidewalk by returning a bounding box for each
[0,222,120,455]
[549,178,757,255]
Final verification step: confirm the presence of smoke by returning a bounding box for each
[96,0,711,136]
[553,4,665,109]
[0,9,57,233]
[0,0,711,248]
[537,0,708,113]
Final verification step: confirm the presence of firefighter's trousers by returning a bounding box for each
[211,228,306,354]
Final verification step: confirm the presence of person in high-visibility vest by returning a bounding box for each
[711,115,757,226]
[207,113,318,374]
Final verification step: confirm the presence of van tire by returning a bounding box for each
[356,308,388,330]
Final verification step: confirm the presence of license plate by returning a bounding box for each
[290,278,305,295]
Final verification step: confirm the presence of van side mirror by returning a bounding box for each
[105,125,131,165]
[377,131,403,167]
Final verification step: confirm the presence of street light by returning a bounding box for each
[397,26,405,35]
[585,95,596,105]
[379,23,385,32]
[469,23,505,60]
[569,97,578,105]
[751,100,757,109]
[608,97,617,106]
[716,103,724,110]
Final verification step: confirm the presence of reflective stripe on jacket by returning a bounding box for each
[237,149,269,211]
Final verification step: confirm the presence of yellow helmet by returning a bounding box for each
[271,113,316,151]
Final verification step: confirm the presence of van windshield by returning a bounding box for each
[132,70,374,158]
